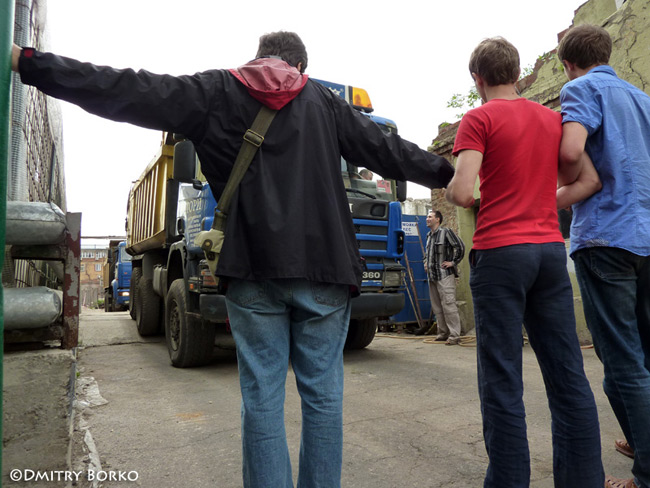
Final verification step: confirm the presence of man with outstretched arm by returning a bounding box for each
[12,32,453,488]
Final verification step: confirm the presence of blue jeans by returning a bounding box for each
[226,278,351,488]
[573,247,650,488]
[470,243,604,488]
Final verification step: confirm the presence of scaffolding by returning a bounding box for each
[6,0,66,293]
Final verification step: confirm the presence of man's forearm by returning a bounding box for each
[558,121,588,186]
[557,151,601,208]
[558,156,582,187]
[445,184,474,208]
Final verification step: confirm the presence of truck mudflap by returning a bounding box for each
[351,292,405,319]
[199,293,228,322]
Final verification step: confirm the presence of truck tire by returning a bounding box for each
[104,291,111,313]
[165,279,216,368]
[111,293,118,312]
[344,318,377,350]
[129,267,141,320]
[135,276,161,336]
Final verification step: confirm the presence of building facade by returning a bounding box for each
[80,245,107,308]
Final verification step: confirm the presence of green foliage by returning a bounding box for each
[521,52,555,79]
[520,64,534,79]
[446,86,480,119]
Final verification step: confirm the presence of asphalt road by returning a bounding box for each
[72,308,633,488]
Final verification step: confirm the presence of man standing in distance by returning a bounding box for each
[421,210,464,344]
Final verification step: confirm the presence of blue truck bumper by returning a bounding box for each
[115,292,130,308]
[199,291,404,322]
[351,292,405,319]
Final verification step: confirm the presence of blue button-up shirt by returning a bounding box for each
[561,65,650,256]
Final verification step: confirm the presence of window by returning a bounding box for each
[82,251,94,259]
[81,263,85,272]
[95,264,102,272]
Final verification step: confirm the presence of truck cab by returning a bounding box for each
[315,79,407,347]
[103,240,132,312]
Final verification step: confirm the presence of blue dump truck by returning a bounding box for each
[127,80,407,367]
[103,240,132,312]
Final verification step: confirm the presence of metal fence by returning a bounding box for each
[5,0,66,290]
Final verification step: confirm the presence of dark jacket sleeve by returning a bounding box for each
[18,49,216,141]
[325,85,454,189]
[445,228,465,265]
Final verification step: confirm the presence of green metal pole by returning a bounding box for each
[1,0,16,482]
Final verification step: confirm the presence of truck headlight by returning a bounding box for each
[384,270,403,288]
[118,291,130,297]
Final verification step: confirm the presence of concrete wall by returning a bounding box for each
[428,0,649,341]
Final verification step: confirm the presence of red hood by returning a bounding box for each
[229,58,308,110]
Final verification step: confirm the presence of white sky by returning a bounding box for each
[40,0,588,237]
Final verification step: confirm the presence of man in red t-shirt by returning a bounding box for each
[445,37,604,487]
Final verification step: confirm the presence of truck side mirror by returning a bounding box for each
[173,140,202,189]
[396,180,407,202]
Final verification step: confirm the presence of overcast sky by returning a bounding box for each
[39,0,588,238]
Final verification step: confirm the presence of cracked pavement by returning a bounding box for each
[72,309,632,487]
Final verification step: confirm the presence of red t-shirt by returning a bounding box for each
[452,98,563,250]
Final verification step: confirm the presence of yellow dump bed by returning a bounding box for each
[126,134,175,255]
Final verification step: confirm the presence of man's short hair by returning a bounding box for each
[557,24,611,69]
[468,37,520,87]
[256,31,308,73]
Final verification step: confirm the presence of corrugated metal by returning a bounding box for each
[6,0,66,290]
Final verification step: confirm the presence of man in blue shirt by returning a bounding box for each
[558,24,650,488]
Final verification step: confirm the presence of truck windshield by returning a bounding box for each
[119,245,132,262]
[341,120,397,201]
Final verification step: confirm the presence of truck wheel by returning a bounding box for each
[135,276,161,336]
[165,279,216,368]
[344,318,377,350]
[129,268,141,320]
[104,292,111,313]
